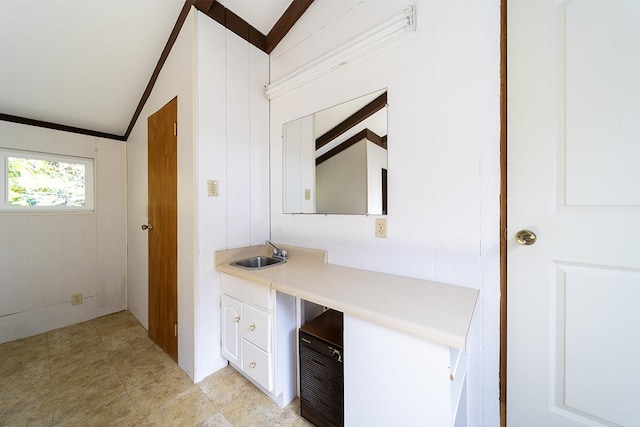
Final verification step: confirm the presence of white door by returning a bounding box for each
[221,294,242,367]
[508,1,640,426]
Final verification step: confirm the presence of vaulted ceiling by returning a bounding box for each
[0,0,311,140]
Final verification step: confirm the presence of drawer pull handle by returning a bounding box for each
[250,324,256,331]
[235,316,240,323]
[250,361,256,369]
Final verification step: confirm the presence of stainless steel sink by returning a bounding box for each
[232,256,285,270]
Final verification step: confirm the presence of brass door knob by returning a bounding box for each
[249,324,256,331]
[515,229,537,245]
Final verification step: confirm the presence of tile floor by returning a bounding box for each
[0,311,313,426]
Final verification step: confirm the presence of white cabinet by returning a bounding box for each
[242,340,273,391]
[343,314,461,426]
[220,273,296,407]
[221,275,273,391]
[221,294,242,367]
[242,303,272,352]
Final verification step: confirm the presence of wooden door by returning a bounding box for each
[508,1,640,425]
[147,97,178,361]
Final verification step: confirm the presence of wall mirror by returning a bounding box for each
[283,89,388,215]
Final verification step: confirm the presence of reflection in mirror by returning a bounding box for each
[283,89,388,215]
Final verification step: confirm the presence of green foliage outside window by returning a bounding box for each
[7,157,86,207]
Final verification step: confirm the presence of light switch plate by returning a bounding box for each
[375,218,387,238]
[207,180,218,197]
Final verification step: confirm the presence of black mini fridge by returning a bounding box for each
[299,309,344,427]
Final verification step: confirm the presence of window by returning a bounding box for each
[0,148,94,212]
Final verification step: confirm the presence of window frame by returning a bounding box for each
[0,147,95,213]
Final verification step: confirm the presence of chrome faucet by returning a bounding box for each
[264,240,287,261]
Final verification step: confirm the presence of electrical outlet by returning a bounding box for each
[375,218,387,238]
[71,293,83,306]
[304,188,311,201]
[207,180,218,197]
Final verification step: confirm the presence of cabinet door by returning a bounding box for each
[221,294,242,366]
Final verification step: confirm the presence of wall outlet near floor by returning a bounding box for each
[207,180,218,197]
[71,293,83,306]
[375,218,387,238]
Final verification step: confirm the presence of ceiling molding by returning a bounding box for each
[266,0,314,54]
[195,2,268,52]
[316,92,387,151]
[315,128,386,166]
[0,113,125,141]
[249,26,267,52]
[201,1,225,25]
[124,0,196,140]
[193,0,214,12]
[226,8,251,41]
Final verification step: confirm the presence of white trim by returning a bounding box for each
[264,5,416,100]
[0,147,95,213]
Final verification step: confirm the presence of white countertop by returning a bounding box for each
[215,245,478,352]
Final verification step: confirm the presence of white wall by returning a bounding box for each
[366,139,388,215]
[283,115,315,214]
[193,12,270,382]
[0,122,126,343]
[316,139,367,214]
[126,8,269,381]
[126,9,196,377]
[269,0,501,425]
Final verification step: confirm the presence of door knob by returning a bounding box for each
[141,224,153,231]
[515,229,537,245]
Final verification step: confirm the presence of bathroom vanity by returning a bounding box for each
[215,244,477,426]
[220,273,297,407]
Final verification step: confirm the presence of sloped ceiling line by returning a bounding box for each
[0,112,126,141]
[316,92,388,150]
[124,0,196,140]
[266,0,314,54]
[315,128,386,166]
[194,0,314,54]
[195,1,267,51]
[0,0,314,142]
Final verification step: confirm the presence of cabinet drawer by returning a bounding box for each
[242,340,273,391]
[242,304,271,352]
[222,274,272,310]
